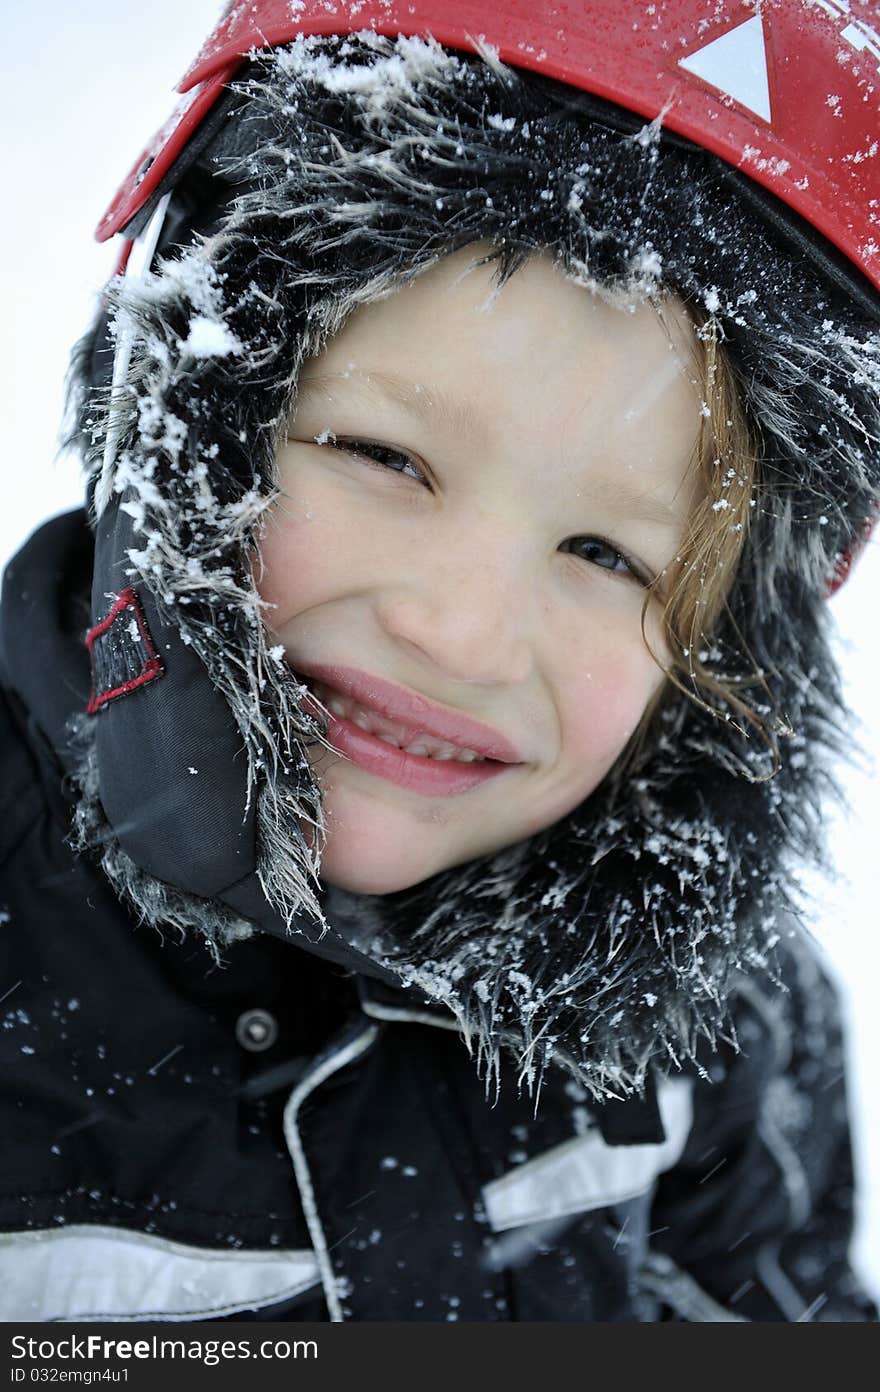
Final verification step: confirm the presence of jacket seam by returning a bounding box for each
[729,974,792,1072]
[756,1115,813,1230]
[713,974,814,1318]
[639,1250,749,1322]
[359,998,461,1031]
[282,1023,380,1323]
[754,1244,816,1321]
[0,1224,312,1261]
[730,976,813,1230]
[49,1278,321,1324]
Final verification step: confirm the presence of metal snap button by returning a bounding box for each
[235,1008,279,1053]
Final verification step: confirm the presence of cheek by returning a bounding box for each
[560,644,664,778]
[251,483,350,623]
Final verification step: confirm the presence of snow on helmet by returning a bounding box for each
[98,0,880,308]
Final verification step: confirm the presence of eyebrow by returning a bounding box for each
[298,369,489,448]
[574,472,692,530]
[297,369,691,531]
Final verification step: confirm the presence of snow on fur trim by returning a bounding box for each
[69,34,880,1101]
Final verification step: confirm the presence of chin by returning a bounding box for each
[316,836,437,897]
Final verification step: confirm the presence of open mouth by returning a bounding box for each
[298,672,517,796]
[310,679,493,764]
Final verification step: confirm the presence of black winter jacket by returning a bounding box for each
[0,508,876,1323]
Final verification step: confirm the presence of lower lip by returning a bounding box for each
[300,692,515,797]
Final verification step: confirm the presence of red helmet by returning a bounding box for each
[98,0,880,295]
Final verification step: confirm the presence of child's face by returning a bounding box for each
[255,247,702,894]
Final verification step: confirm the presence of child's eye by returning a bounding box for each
[561,536,649,586]
[330,437,427,484]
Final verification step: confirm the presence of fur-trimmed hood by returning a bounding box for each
[58,33,880,1103]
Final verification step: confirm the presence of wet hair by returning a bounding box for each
[663,313,768,727]
[618,301,766,780]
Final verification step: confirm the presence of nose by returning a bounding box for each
[376,554,533,687]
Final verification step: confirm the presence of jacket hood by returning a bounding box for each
[0,508,407,991]
[58,34,880,1103]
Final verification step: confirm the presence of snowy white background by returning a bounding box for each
[2,0,877,1300]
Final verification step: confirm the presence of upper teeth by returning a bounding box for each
[312,682,487,763]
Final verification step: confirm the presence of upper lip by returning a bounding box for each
[294,662,525,763]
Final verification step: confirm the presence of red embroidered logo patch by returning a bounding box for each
[85,587,164,715]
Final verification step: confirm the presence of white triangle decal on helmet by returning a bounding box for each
[678,15,772,124]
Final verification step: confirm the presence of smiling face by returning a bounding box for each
[253,246,703,894]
